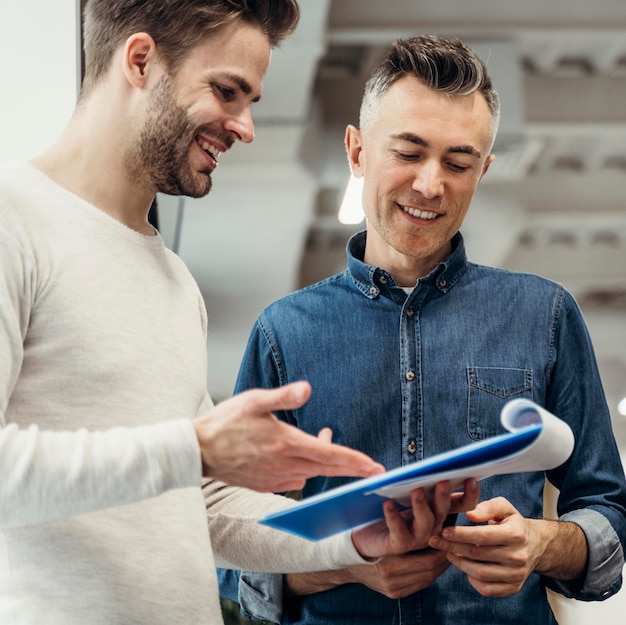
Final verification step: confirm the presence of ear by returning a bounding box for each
[345,124,365,178]
[122,32,158,89]
[479,153,496,181]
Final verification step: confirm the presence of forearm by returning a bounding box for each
[0,419,200,527]
[204,481,370,573]
[285,568,355,596]
[530,518,587,580]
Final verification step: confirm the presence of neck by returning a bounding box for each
[363,236,452,288]
[31,89,156,235]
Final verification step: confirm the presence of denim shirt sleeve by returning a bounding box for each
[544,289,626,599]
[239,571,284,624]
[545,509,624,601]
[217,568,284,624]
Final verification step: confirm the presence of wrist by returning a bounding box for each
[530,519,588,580]
[192,416,215,478]
[285,569,352,596]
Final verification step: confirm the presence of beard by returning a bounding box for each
[125,75,214,198]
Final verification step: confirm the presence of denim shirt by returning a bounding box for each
[219,231,626,625]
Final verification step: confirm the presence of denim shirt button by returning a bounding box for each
[439,278,447,288]
[369,286,377,295]
[407,441,417,454]
[405,370,415,381]
[406,306,415,317]
[379,275,389,285]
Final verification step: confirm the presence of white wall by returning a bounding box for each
[0,2,78,162]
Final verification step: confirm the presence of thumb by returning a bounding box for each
[277,381,312,407]
[317,427,333,444]
[466,496,517,524]
[242,381,312,415]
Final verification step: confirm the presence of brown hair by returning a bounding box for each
[81,0,299,94]
[360,35,500,141]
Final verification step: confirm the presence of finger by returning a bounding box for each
[382,498,419,552]
[449,553,528,597]
[431,519,514,552]
[376,554,451,597]
[465,496,517,524]
[443,538,503,562]
[449,478,480,514]
[430,481,453,531]
[286,427,385,476]
[272,434,385,479]
[240,381,312,416]
[405,488,441,547]
[260,418,377,468]
[384,566,451,598]
[457,561,525,598]
[255,476,307,493]
[317,427,333,444]
[469,578,522,598]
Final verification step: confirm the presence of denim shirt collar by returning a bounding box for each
[346,230,468,299]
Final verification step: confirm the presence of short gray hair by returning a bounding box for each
[360,35,500,143]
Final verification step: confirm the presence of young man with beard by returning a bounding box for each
[0,4,478,625]
[219,35,626,624]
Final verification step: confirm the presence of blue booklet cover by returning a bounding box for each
[260,399,574,541]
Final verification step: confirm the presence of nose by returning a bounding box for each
[412,161,444,199]
[224,106,255,144]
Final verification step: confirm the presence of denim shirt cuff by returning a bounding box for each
[238,571,284,624]
[546,509,624,601]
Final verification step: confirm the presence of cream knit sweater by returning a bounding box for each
[0,162,365,625]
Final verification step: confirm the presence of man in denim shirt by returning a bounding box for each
[218,35,626,624]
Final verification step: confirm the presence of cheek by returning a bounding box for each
[448,179,479,211]
[363,163,401,197]
[359,181,377,218]
[184,94,221,124]
[447,200,473,233]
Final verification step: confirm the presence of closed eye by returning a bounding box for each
[213,83,236,102]
[447,162,470,173]
[395,151,421,162]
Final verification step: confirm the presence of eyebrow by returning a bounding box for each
[392,132,482,159]
[222,72,262,103]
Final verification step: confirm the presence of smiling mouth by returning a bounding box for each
[401,205,439,220]
[196,136,222,164]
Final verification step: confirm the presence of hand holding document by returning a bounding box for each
[260,399,574,541]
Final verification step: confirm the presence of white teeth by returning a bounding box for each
[200,141,221,160]
[402,206,438,220]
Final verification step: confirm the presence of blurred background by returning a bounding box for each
[157,2,626,459]
[1,1,625,623]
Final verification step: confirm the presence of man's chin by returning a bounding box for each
[158,173,212,198]
[188,170,213,198]
[185,181,213,199]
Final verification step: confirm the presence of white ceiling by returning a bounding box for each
[157,0,626,449]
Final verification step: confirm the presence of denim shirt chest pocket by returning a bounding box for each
[467,366,534,440]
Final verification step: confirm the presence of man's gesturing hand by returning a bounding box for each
[193,382,384,492]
